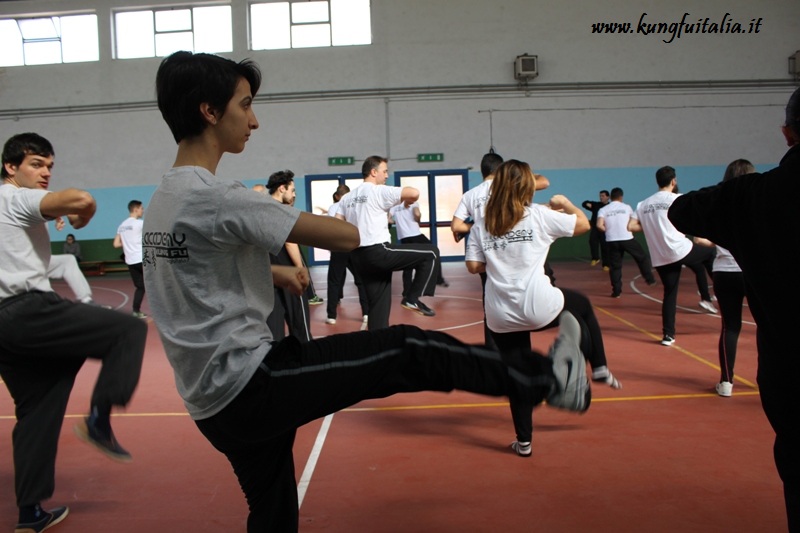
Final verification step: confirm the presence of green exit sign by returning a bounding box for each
[328,156,354,166]
[417,153,444,163]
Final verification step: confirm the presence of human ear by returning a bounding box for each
[199,103,219,125]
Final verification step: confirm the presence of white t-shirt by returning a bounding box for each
[338,181,402,247]
[466,204,576,332]
[453,179,492,225]
[632,190,692,267]
[327,201,340,218]
[0,184,52,301]
[597,201,634,242]
[713,245,741,273]
[117,216,144,264]
[390,202,422,240]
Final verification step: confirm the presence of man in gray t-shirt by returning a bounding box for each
[0,132,146,532]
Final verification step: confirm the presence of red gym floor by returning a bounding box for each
[0,260,786,532]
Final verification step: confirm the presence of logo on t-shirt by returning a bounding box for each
[142,231,189,266]
[483,229,534,251]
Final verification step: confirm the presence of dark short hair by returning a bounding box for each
[1,132,54,179]
[480,151,504,178]
[610,187,623,200]
[267,170,295,194]
[655,166,676,188]
[600,190,610,197]
[128,200,142,212]
[156,51,262,143]
[333,183,350,201]
[361,156,387,178]
[786,87,800,137]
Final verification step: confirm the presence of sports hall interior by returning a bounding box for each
[1,0,798,531]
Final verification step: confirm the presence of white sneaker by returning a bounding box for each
[546,311,591,413]
[699,300,718,314]
[510,440,532,457]
[661,335,675,346]
[325,317,336,325]
[716,381,733,397]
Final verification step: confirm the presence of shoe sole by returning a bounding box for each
[546,311,591,413]
[401,302,435,316]
[15,507,69,533]
[73,421,133,464]
[661,339,675,346]
[510,443,532,457]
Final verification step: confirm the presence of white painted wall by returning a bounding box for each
[0,0,798,199]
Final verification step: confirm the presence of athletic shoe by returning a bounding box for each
[610,292,621,298]
[546,311,591,413]
[308,295,324,305]
[325,317,336,325]
[590,259,600,266]
[437,280,450,288]
[132,311,147,319]
[402,300,436,317]
[602,266,610,272]
[661,335,675,346]
[716,381,733,397]
[510,441,532,457]
[73,417,132,463]
[14,506,68,533]
[593,371,622,390]
[646,279,657,286]
[699,300,718,314]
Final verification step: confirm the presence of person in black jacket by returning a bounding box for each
[668,86,800,533]
[581,190,609,268]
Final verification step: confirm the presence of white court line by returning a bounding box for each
[628,274,756,326]
[297,293,486,505]
[297,413,334,508]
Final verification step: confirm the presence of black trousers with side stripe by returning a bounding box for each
[195,324,556,533]
[349,242,439,330]
[0,291,146,507]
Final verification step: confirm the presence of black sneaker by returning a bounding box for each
[15,506,68,533]
[73,417,132,463]
[402,299,435,317]
[661,335,675,346]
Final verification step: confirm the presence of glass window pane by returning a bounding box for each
[251,3,290,50]
[155,31,193,57]
[23,40,62,65]
[399,176,430,223]
[155,9,191,32]
[433,174,464,221]
[436,226,465,257]
[0,20,24,67]
[331,0,371,46]
[291,1,329,24]
[61,15,99,63]
[116,11,155,59]
[291,23,330,48]
[194,6,232,53]
[18,17,59,40]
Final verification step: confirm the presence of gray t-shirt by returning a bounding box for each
[143,166,300,420]
[0,183,52,301]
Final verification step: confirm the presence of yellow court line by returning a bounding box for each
[1,391,761,421]
[593,304,759,390]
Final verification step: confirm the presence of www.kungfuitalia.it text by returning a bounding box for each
[591,12,763,44]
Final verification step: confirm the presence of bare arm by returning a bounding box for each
[465,260,486,274]
[400,186,420,205]
[534,174,550,190]
[451,217,472,235]
[288,211,360,252]
[412,206,421,223]
[39,189,96,229]
[271,265,309,296]
[113,234,122,248]
[549,194,590,236]
[596,217,606,232]
[693,236,715,247]
[628,218,642,233]
[284,242,305,268]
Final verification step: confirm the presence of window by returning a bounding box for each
[0,14,99,67]
[250,0,371,51]
[114,5,232,59]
